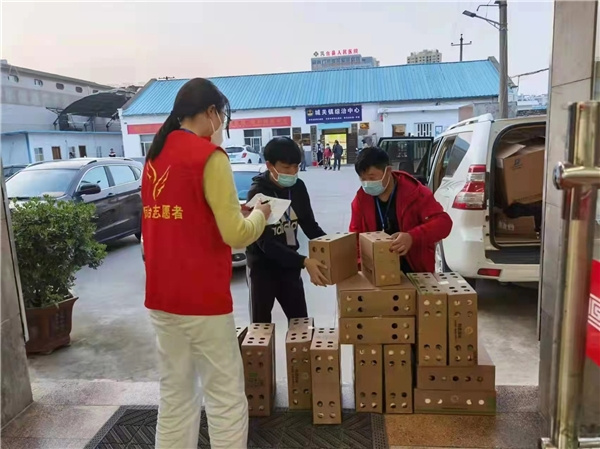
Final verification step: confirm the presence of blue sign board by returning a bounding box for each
[305,105,362,124]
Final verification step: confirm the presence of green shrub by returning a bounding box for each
[11,197,107,308]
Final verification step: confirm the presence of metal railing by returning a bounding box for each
[541,101,600,449]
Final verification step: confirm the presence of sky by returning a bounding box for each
[1,1,554,95]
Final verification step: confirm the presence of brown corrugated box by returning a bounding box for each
[413,389,496,415]
[309,233,358,285]
[336,272,416,318]
[417,342,495,391]
[495,213,538,239]
[354,345,383,413]
[359,232,402,287]
[286,318,314,410]
[339,317,415,345]
[242,323,276,417]
[435,273,478,365]
[311,328,342,425]
[236,326,248,349]
[495,142,544,206]
[408,273,448,366]
[384,344,413,414]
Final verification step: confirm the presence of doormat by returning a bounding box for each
[85,406,389,449]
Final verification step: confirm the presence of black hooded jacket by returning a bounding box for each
[246,171,325,270]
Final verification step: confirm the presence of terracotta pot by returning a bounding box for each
[25,296,78,355]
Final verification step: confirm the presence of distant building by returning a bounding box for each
[311,49,380,71]
[407,50,442,65]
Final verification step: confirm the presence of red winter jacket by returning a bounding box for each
[349,170,452,273]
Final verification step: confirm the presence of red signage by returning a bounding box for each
[127,123,163,135]
[229,116,291,130]
[587,259,600,367]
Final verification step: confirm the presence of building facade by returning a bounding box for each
[311,49,380,71]
[1,60,113,133]
[407,49,443,64]
[120,58,503,162]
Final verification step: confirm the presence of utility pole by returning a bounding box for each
[498,0,508,119]
[451,34,472,62]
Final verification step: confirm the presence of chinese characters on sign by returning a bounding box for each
[305,106,362,124]
[313,49,360,57]
[143,205,184,220]
[229,116,292,130]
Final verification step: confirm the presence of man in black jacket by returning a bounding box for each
[246,137,327,323]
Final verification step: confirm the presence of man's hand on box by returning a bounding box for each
[304,258,328,286]
[390,232,413,256]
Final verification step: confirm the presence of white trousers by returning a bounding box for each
[149,310,248,449]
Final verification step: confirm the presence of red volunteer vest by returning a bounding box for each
[142,131,232,316]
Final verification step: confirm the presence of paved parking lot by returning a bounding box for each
[27,165,540,403]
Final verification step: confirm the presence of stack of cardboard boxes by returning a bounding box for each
[241,230,497,422]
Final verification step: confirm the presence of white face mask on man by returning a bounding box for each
[210,114,224,147]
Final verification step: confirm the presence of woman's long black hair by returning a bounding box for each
[146,78,230,161]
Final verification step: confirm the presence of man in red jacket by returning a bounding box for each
[349,147,452,273]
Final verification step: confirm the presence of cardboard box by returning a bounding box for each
[309,233,358,285]
[236,326,248,349]
[414,389,496,415]
[384,344,413,414]
[495,213,538,239]
[336,272,416,318]
[496,142,544,206]
[417,342,495,391]
[242,323,275,417]
[311,328,342,425]
[339,317,415,345]
[359,232,402,287]
[408,273,448,366]
[286,318,314,410]
[354,345,383,413]
[435,273,478,366]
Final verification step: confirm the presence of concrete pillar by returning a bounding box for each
[539,0,599,435]
[1,168,32,427]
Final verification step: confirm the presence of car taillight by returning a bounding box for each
[452,164,486,210]
[242,153,248,158]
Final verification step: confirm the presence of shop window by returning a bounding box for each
[34,79,43,87]
[75,86,83,93]
[7,74,19,83]
[79,145,87,158]
[244,129,262,153]
[56,83,65,90]
[34,147,44,162]
[392,124,406,137]
[415,122,434,137]
[301,133,311,146]
[140,134,155,157]
[272,128,291,138]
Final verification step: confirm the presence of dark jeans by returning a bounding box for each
[333,156,341,170]
[248,266,308,323]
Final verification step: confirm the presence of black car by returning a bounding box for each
[6,158,143,243]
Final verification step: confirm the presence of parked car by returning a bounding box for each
[141,163,267,267]
[6,158,143,243]
[415,114,546,283]
[226,145,263,164]
[3,164,28,179]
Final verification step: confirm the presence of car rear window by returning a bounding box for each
[226,147,245,154]
[6,169,77,199]
[233,171,258,201]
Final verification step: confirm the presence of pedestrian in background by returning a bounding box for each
[323,144,332,170]
[109,148,116,157]
[298,140,307,171]
[317,144,324,166]
[142,78,270,449]
[332,140,343,171]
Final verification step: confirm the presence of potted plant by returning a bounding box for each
[11,197,107,354]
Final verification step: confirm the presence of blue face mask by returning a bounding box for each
[361,169,389,196]
[274,169,298,188]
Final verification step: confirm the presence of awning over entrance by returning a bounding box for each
[318,122,351,130]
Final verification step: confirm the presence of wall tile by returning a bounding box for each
[551,0,597,88]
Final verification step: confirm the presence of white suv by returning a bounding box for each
[413,114,546,283]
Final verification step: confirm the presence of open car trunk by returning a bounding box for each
[486,118,546,264]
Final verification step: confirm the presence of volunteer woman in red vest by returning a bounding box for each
[142,78,270,449]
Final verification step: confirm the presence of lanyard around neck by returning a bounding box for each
[376,185,396,230]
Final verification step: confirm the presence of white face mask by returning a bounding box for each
[210,114,224,147]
